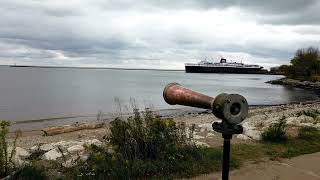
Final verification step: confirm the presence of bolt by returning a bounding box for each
[242,99,246,103]
[226,99,231,104]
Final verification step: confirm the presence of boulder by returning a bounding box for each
[30,145,40,153]
[82,139,102,146]
[53,141,83,149]
[241,121,256,131]
[193,134,205,140]
[198,123,214,132]
[67,145,85,154]
[42,149,62,160]
[298,123,314,127]
[296,115,314,123]
[7,147,30,167]
[262,117,280,127]
[286,117,300,126]
[40,144,54,151]
[15,147,30,159]
[194,141,210,147]
[62,156,80,168]
[206,132,215,138]
[236,134,251,141]
[244,130,262,140]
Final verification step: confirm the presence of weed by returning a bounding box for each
[0,121,21,178]
[16,162,47,180]
[296,109,320,119]
[262,116,288,142]
[298,126,320,140]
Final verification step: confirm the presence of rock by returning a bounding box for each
[197,123,214,132]
[67,145,85,153]
[53,141,83,149]
[206,132,215,138]
[262,117,280,127]
[107,148,115,154]
[80,154,89,161]
[236,134,251,141]
[42,149,62,160]
[193,134,205,140]
[40,144,54,151]
[244,130,262,140]
[82,139,102,146]
[7,147,30,167]
[30,145,40,153]
[62,156,80,168]
[194,141,210,147]
[296,115,314,123]
[286,117,300,126]
[242,121,256,131]
[298,123,314,127]
[314,123,320,129]
[15,147,30,159]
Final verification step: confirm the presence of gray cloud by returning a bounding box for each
[0,0,319,69]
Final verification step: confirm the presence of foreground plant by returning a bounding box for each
[262,116,288,142]
[0,120,21,178]
[66,108,235,179]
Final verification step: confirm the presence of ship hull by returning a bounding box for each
[185,66,264,74]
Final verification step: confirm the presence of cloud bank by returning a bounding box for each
[0,0,319,69]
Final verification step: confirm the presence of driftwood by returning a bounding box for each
[42,122,104,136]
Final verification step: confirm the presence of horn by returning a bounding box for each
[163,83,248,125]
[163,83,214,109]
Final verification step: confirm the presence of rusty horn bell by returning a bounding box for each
[163,83,214,110]
[163,83,248,125]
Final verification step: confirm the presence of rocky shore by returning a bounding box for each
[267,78,320,91]
[7,101,320,169]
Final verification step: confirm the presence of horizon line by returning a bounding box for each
[1,64,184,71]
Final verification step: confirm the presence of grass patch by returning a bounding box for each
[262,117,288,142]
[234,126,320,161]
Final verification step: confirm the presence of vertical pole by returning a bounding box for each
[222,134,232,180]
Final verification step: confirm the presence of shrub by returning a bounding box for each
[68,108,232,178]
[297,109,320,119]
[298,126,320,140]
[16,163,47,180]
[108,108,193,161]
[0,121,21,178]
[285,47,320,80]
[262,117,288,142]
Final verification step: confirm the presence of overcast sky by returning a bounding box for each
[0,0,319,69]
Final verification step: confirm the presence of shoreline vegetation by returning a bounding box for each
[2,102,320,179]
[267,47,320,95]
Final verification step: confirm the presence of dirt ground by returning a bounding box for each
[188,152,320,180]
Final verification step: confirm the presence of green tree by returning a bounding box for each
[286,47,320,80]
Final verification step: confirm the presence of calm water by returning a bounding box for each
[0,66,319,121]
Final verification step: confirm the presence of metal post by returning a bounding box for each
[222,134,232,180]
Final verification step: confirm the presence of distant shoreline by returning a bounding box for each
[5,65,184,72]
[266,78,320,93]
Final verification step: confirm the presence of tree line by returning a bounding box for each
[271,47,320,81]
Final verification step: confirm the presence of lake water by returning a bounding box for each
[0,66,319,122]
